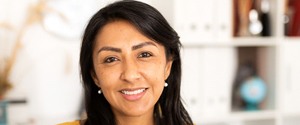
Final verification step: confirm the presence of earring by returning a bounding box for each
[164,82,168,87]
[98,89,102,94]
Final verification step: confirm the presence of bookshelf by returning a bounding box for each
[151,0,300,125]
[1,0,299,124]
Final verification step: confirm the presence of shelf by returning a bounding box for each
[196,110,276,124]
[282,37,300,42]
[230,110,276,121]
[157,0,299,125]
[282,112,300,118]
[182,37,277,48]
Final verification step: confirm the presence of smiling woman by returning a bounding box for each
[92,20,172,122]
[59,0,193,125]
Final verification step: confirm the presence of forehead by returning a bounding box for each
[95,20,150,46]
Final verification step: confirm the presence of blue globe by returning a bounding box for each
[240,76,267,110]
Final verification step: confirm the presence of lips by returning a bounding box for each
[119,88,148,101]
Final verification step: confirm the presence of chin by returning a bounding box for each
[120,106,154,117]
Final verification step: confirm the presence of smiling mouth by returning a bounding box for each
[120,88,147,95]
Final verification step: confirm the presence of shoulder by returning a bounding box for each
[57,121,80,125]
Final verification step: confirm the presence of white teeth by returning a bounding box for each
[121,89,146,95]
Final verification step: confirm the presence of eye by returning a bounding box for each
[138,52,152,58]
[104,57,119,63]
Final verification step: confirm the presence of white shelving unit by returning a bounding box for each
[1,0,299,124]
[150,0,300,125]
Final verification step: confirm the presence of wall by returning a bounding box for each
[0,0,108,124]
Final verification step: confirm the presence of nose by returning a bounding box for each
[120,58,141,83]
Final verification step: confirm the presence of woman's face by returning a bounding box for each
[92,20,172,118]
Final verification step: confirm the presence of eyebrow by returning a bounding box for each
[132,41,157,50]
[97,41,157,54]
[97,47,121,53]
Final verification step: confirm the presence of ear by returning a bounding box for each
[164,60,173,80]
[91,70,101,87]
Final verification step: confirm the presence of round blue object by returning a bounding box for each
[240,77,267,107]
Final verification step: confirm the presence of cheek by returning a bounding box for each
[96,66,120,88]
[142,60,166,82]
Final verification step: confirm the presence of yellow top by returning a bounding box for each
[57,121,80,125]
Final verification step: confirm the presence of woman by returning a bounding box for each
[60,0,193,125]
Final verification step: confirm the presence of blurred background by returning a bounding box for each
[0,0,300,125]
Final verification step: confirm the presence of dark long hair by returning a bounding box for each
[80,0,193,125]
